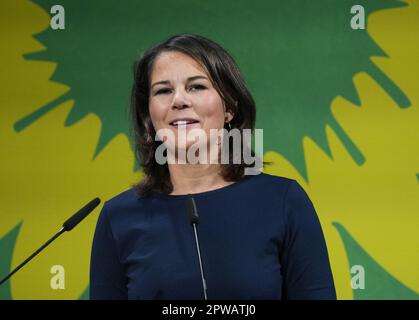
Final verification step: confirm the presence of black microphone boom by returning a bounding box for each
[63,198,101,231]
[0,197,101,286]
[186,195,208,300]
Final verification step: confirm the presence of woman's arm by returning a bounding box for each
[280,180,336,300]
[90,203,128,299]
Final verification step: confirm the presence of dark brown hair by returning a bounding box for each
[131,33,263,197]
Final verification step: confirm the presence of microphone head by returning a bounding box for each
[62,198,101,231]
[186,195,199,225]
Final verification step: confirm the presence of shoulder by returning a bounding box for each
[236,172,302,212]
[104,187,137,208]
[251,173,312,210]
[256,171,294,185]
[253,172,296,195]
[101,187,150,222]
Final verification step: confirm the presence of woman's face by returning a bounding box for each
[148,51,234,155]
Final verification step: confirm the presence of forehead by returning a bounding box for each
[150,51,208,82]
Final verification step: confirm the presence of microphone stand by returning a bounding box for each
[0,227,65,286]
[192,222,207,300]
[0,198,101,286]
[187,195,208,300]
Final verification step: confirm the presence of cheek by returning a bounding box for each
[148,101,167,128]
[197,92,226,126]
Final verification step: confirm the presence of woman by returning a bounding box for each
[90,34,336,300]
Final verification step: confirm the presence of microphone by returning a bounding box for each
[186,195,208,300]
[0,197,101,286]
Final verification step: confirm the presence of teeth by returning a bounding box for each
[171,120,197,126]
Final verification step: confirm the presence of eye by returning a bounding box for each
[155,88,172,95]
[189,84,206,92]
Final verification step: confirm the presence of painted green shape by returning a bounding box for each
[78,286,89,300]
[333,222,419,300]
[19,0,409,179]
[0,223,22,300]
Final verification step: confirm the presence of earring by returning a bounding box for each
[226,122,232,131]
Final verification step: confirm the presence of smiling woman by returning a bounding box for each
[131,34,258,196]
[89,34,336,300]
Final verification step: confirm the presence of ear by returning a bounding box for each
[224,109,234,123]
[222,100,236,122]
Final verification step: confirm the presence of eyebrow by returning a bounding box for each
[151,75,209,89]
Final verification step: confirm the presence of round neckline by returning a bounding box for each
[151,171,263,200]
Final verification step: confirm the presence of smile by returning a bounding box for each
[169,119,200,127]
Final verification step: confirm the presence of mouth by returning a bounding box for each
[169,118,200,128]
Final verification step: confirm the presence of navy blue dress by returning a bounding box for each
[90,172,336,299]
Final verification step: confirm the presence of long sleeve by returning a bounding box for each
[280,180,336,300]
[90,203,128,299]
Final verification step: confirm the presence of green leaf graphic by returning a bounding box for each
[0,223,22,300]
[333,222,419,300]
[18,0,409,180]
[79,286,89,300]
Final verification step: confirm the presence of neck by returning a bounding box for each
[167,163,231,195]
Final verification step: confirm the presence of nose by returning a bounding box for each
[171,88,192,110]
